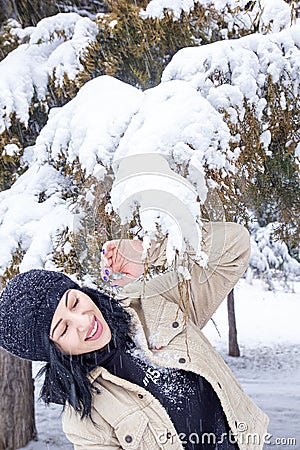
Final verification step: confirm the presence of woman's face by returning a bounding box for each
[50,289,112,355]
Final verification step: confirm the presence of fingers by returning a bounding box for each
[100,239,144,284]
[100,266,111,282]
[100,240,121,281]
[100,242,115,271]
[110,275,137,288]
[101,242,115,264]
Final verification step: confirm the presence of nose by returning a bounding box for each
[70,311,89,333]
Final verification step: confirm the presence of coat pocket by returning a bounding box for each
[114,410,162,449]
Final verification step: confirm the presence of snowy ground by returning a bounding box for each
[21,279,300,450]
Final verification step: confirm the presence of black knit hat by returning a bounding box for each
[0,269,79,362]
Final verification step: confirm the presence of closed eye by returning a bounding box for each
[72,297,79,309]
[59,297,79,337]
[61,324,69,337]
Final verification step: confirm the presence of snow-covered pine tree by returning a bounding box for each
[0,1,300,447]
[248,220,300,291]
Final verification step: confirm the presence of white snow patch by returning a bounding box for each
[0,13,97,132]
[141,0,292,35]
[162,24,300,159]
[0,164,73,272]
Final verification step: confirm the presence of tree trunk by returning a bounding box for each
[227,288,240,357]
[0,349,36,450]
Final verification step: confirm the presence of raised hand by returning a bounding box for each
[100,239,145,287]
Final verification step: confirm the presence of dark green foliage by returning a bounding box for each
[78,1,219,90]
[0,243,25,287]
[0,0,57,26]
[0,19,21,60]
[0,102,48,190]
[0,152,21,191]
[0,0,108,26]
[245,75,300,259]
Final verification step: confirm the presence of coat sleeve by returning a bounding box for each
[141,221,250,329]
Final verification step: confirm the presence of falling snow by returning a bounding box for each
[20,279,300,450]
[0,2,299,449]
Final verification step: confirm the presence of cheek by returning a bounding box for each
[102,324,112,344]
[106,322,112,336]
[101,320,111,337]
[62,332,81,353]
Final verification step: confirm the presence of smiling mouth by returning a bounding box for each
[85,316,103,341]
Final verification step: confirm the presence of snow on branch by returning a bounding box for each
[162,23,300,161]
[141,0,293,34]
[0,70,236,274]
[0,11,299,278]
[27,76,143,173]
[248,222,300,288]
[0,13,97,133]
[22,74,233,264]
[0,164,73,274]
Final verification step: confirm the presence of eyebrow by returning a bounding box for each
[51,289,71,338]
[65,289,71,307]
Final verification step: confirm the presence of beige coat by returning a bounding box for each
[62,222,269,449]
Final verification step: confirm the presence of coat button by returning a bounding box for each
[138,393,143,399]
[172,321,179,328]
[179,357,186,364]
[125,435,133,443]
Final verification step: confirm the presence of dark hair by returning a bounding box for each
[37,286,132,419]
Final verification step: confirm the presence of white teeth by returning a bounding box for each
[87,320,98,339]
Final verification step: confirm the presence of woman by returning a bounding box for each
[0,221,269,450]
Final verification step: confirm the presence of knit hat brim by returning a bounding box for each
[0,269,79,362]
